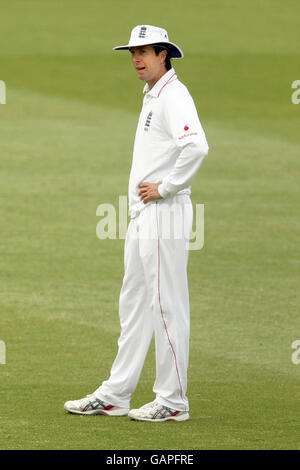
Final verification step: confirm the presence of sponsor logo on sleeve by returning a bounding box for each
[179,124,198,140]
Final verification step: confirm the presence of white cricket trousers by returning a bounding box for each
[94,194,193,411]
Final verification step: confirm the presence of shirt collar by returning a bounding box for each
[143,68,177,98]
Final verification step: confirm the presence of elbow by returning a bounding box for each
[186,140,209,161]
[198,140,209,158]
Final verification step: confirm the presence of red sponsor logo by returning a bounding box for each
[178,132,198,140]
[184,125,189,131]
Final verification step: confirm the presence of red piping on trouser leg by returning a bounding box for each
[155,201,187,410]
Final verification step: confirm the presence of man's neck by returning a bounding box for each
[147,68,168,90]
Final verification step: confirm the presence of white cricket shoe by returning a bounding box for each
[128,401,190,422]
[64,394,129,416]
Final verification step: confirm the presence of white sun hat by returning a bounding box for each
[113,25,184,59]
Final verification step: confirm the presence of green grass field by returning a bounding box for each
[0,0,299,450]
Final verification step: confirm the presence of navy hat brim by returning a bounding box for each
[113,41,184,59]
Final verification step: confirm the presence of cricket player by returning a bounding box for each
[64,25,209,422]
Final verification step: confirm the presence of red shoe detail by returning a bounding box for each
[105,405,114,410]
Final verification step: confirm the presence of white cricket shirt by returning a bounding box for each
[128,67,209,218]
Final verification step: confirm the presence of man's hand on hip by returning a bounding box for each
[138,181,163,204]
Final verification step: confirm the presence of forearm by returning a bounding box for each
[158,140,209,198]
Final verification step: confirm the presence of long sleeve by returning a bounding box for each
[158,85,209,199]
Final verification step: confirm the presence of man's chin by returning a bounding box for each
[136,70,148,81]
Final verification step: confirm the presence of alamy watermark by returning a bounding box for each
[0,80,6,104]
[291,340,300,365]
[291,80,300,104]
[0,340,6,364]
[96,196,204,250]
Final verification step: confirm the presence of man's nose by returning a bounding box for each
[132,52,141,62]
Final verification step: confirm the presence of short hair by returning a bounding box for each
[153,45,172,71]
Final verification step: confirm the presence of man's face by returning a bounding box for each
[130,45,167,85]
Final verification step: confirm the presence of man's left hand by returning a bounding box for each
[138,181,163,204]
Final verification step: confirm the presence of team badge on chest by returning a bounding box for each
[144,111,153,132]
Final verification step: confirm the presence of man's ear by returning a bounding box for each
[160,49,167,64]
